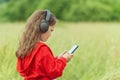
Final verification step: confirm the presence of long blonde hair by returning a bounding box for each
[16,10,56,58]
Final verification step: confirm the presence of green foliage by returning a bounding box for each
[0,0,120,22]
[0,0,10,4]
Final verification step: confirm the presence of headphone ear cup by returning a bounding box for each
[40,20,49,33]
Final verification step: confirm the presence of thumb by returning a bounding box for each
[57,50,67,59]
[62,50,67,55]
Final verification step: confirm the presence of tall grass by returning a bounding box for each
[0,22,120,80]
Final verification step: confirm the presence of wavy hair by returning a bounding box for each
[16,10,56,58]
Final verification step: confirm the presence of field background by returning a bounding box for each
[0,22,120,80]
[1,0,120,80]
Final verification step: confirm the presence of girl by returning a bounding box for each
[15,10,73,80]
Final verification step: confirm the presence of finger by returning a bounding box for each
[62,50,67,55]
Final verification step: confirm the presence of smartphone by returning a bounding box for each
[67,44,79,54]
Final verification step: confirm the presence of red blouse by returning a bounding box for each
[17,42,66,80]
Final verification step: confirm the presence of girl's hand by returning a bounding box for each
[57,51,67,59]
[62,53,73,62]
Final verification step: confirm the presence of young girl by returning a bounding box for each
[16,10,73,80]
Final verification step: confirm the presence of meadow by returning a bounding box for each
[0,22,120,80]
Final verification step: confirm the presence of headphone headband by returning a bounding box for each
[45,10,51,21]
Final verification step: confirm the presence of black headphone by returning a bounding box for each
[39,10,51,33]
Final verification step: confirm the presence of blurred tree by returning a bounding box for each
[0,0,120,22]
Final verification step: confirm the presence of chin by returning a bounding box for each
[40,38,48,42]
[42,39,48,42]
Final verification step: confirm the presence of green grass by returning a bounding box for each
[0,22,120,80]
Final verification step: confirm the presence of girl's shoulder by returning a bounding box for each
[35,41,50,50]
[34,41,53,55]
[36,41,47,47]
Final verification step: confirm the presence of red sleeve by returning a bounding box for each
[38,46,66,79]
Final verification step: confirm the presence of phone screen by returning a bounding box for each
[67,44,79,54]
